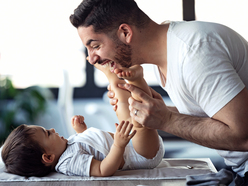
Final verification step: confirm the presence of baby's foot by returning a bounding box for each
[114,65,143,82]
[71,115,87,133]
[94,61,114,76]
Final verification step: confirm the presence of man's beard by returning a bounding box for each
[114,41,132,68]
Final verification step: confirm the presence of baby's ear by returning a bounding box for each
[42,153,55,165]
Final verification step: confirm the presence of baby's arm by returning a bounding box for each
[89,121,136,177]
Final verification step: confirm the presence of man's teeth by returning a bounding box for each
[110,62,114,71]
[102,62,109,68]
[102,61,115,71]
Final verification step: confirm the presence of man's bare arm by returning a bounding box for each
[125,84,248,151]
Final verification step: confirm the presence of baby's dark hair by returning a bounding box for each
[70,0,150,34]
[1,124,52,177]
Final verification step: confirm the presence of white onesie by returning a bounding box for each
[55,127,164,177]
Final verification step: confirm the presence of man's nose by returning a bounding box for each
[87,53,100,65]
[50,128,55,133]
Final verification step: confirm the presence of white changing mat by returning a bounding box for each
[0,158,217,182]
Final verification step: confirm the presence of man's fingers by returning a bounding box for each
[129,110,145,125]
[107,90,115,99]
[113,105,117,112]
[128,97,143,112]
[107,84,111,91]
[118,83,130,92]
[110,98,117,105]
[107,84,118,110]
[149,87,163,100]
[124,84,151,102]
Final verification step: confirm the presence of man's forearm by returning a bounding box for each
[167,106,179,113]
[165,112,248,151]
[124,83,248,151]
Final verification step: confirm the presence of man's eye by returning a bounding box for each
[47,130,50,136]
[93,45,99,49]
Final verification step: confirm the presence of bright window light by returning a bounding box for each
[195,0,248,40]
[0,0,85,88]
[0,0,183,89]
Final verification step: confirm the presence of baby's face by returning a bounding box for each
[30,126,67,158]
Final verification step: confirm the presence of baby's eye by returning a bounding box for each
[47,130,50,136]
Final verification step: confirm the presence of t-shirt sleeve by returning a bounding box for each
[56,149,94,177]
[182,41,245,117]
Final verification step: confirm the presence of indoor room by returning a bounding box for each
[1,0,248,185]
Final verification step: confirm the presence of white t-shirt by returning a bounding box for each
[155,21,248,176]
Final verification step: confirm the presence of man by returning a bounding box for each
[70,0,248,184]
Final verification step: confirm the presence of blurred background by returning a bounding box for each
[1,0,248,179]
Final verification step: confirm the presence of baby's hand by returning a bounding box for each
[114,121,136,148]
[71,115,87,133]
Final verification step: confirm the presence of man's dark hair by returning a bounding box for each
[1,124,52,177]
[70,0,150,34]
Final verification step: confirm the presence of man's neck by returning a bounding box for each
[134,21,169,78]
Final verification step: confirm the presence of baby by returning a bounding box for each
[1,64,164,177]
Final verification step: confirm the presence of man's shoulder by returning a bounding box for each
[168,21,231,51]
[170,21,231,38]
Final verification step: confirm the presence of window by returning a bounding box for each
[0,0,84,88]
[0,0,183,98]
[195,0,248,40]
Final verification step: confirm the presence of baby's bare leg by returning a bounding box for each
[115,65,160,159]
[95,63,160,159]
[71,115,87,134]
[94,63,131,123]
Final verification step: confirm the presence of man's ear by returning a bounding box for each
[117,24,133,44]
[42,153,55,165]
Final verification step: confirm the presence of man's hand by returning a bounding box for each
[107,84,118,111]
[114,121,136,148]
[120,83,172,131]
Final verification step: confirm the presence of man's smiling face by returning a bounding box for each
[77,26,133,71]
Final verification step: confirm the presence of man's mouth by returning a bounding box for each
[101,60,116,72]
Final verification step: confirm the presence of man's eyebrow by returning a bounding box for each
[86,39,98,46]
